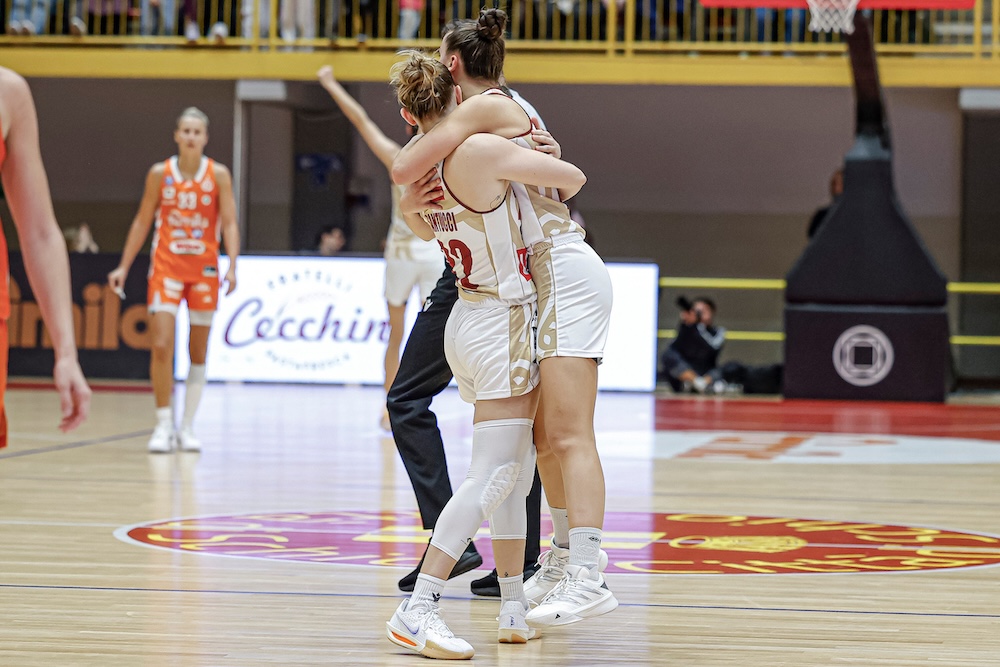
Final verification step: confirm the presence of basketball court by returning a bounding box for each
[1,381,998,665]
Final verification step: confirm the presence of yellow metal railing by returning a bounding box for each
[0,0,996,57]
[657,277,1000,346]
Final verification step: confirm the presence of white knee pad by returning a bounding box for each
[429,418,534,559]
[489,430,537,541]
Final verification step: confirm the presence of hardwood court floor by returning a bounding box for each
[2,382,999,666]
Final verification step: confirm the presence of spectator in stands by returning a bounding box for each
[397,0,423,40]
[241,0,264,37]
[7,0,50,35]
[141,0,198,39]
[808,167,843,239]
[280,0,315,41]
[661,296,727,394]
[315,225,346,256]
[64,223,99,253]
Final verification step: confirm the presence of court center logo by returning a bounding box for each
[832,325,894,387]
[116,511,1000,576]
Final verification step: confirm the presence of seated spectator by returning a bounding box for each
[661,296,727,394]
[7,0,50,35]
[315,225,346,256]
[661,295,783,396]
[808,167,843,239]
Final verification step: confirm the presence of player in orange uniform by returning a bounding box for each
[0,66,91,447]
[108,107,239,454]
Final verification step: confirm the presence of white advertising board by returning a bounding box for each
[175,255,657,391]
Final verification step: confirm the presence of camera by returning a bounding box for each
[676,296,702,323]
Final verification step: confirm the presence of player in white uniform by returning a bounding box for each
[385,51,588,660]
[318,66,442,430]
[392,8,617,630]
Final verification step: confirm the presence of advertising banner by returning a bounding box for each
[175,256,659,391]
[7,253,152,379]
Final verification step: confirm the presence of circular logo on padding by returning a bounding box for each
[833,325,894,387]
[116,511,1000,575]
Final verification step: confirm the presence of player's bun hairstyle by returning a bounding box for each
[389,50,455,121]
[442,8,507,83]
[176,106,209,129]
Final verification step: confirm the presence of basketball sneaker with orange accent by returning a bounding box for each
[386,599,475,660]
[525,564,618,627]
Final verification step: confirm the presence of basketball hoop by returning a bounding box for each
[806,0,862,33]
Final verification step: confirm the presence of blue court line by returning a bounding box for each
[0,430,151,460]
[0,583,996,620]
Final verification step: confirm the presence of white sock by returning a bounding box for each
[409,573,445,611]
[498,573,528,608]
[549,507,570,549]
[569,527,603,571]
[181,364,206,430]
[155,406,173,427]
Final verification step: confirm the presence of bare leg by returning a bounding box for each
[538,356,604,531]
[382,303,406,429]
[149,312,176,409]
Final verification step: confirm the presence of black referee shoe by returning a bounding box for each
[470,562,541,597]
[398,541,483,593]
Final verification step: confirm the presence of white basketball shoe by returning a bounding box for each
[524,544,609,606]
[148,422,175,454]
[177,428,202,453]
[386,600,475,660]
[497,600,540,644]
[525,563,618,627]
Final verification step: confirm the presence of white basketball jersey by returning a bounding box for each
[385,185,442,261]
[482,88,585,248]
[420,164,534,306]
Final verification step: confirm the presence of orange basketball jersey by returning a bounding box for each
[150,156,221,282]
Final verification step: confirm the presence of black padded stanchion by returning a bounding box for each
[783,13,949,402]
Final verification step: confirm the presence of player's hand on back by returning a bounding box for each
[400,168,443,213]
[530,118,561,160]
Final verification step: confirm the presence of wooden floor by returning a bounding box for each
[2,382,1000,666]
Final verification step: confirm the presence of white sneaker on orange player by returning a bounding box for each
[386,600,475,660]
[148,422,175,454]
[525,563,618,627]
[177,428,201,452]
[525,544,609,606]
[497,600,540,644]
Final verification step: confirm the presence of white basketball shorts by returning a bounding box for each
[531,235,613,361]
[444,298,539,403]
[384,255,443,308]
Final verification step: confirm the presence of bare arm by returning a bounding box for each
[397,169,440,242]
[392,95,529,185]
[214,164,240,295]
[107,164,162,293]
[0,69,91,431]
[403,212,436,242]
[464,133,587,201]
[318,66,400,171]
